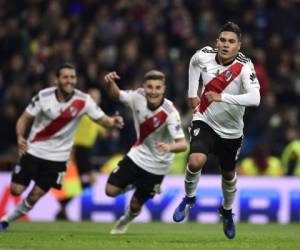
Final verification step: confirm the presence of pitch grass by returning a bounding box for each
[0,222,299,250]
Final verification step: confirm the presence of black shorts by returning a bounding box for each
[107,156,164,204]
[74,146,96,176]
[189,120,242,171]
[12,153,67,192]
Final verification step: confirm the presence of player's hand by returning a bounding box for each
[17,136,27,156]
[205,91,221,102]
[188,97,200,109]
[112,115,124,129]
[104,71,120,84]
[157,142,171,153]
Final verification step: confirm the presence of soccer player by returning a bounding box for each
[172,22,260,239]
[103,70,188,234]
[0,63,124,232]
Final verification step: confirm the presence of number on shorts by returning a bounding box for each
[56,171,66,185]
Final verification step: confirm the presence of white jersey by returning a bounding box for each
[119,89,185,175]
[188,46,260,139]
[26,87,104,161]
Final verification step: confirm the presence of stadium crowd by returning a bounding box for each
[0,0,299,175]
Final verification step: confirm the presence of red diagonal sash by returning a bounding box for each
[134,110,168,146]
[196,62,244,113]
[30,99,85,142]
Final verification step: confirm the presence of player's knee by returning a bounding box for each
[10,184,25,196]
[221,170,236,180]
[11,188,22,196]
[105,184,120,197]
[105,188,116,197]
[188,154,206,171]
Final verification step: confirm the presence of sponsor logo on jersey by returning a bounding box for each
[193,128,200,136]
[225,71,233,81]
[250,72,256,81]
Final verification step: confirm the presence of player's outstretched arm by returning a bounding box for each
[96,114,124,129]
[16,111,34,156]
[103,71,121,101]
[157,138,188,153]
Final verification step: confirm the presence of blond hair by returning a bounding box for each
[144,70,165,83]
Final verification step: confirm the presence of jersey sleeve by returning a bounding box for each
[119,89,136,108]
[241,60,260,91]
[85,94,105,120]
[188,46,211,98]
[167,110,185,140]
[25,93,43,116]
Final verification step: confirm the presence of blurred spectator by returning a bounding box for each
[238,144,282,176]
[253,48,270,96]
[242,92,276,156]
[281,139,300,176]
[266,106,298,156]
[0,102,18,155]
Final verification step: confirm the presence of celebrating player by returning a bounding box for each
[172,22,260,239]
[0,63,124,232]
[103,70,188,234]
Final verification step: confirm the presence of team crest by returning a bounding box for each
[193,128,200,136]
[225,71,233,81]
[14,164,22,174]
[153,117,161,128]
[70,107,78,117]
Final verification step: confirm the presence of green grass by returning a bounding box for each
[0,222,299,250]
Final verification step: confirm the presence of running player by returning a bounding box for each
[103,70,187,234]
[172,22,260,239]
[0,63,124,232]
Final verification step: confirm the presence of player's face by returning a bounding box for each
[143,80,165,109]
[216,31,241,64]
[56,68,77,97]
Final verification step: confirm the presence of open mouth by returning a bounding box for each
[222,50,228,54]
[150,95,158,98]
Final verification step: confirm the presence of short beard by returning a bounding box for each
[58,87,74,101]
